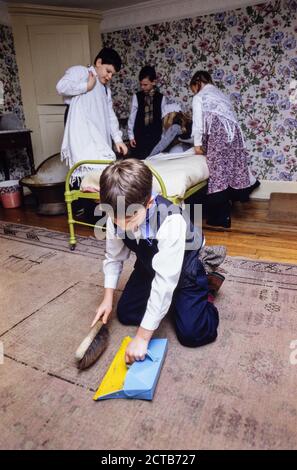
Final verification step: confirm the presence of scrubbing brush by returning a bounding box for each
[75,320,109,370]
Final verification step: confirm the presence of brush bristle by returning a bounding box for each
[75,320,104,361]
[77,325,109,370]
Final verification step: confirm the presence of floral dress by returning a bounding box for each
[192,84,251,195]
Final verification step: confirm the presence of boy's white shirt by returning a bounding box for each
[103,213,187,331]
[56,65,123,177]
[127,93,168,140]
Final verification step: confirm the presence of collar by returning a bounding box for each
[113,193,159,243]
[136,192,158,242]
[88,65,97,76]
[87,65,108,94]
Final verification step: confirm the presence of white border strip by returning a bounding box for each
[101,0,264,32]
[250,180,297,200]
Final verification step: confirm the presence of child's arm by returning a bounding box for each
[148,124,182,156]
[103,217,130,288]
[106,88,124,143]
[106,88,128,155]
[127,94,138,146]
[141,213,186,330]
[126,214,187,363]
[192,94,204,154]
[125,326,154,364]
[91,287,114,327]
[91,217,130,326]
[56,65,90,97]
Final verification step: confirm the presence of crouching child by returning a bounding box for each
[91,159,219,364]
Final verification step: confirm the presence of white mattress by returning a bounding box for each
[80,150,209,199]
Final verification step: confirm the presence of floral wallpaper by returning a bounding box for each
[103,0,297,181]
[0,24,29,182]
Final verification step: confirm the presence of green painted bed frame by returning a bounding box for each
[65,159,207,250]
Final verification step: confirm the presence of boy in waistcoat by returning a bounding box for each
[128,66,166,159]
[91,159,220,364]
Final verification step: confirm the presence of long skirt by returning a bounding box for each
[202,114,251,195]
[202,115,253,227]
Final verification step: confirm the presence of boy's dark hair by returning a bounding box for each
[100,159,153,216]
[190,70,213,88]
[94,47,122,72]
[139,65,157,82]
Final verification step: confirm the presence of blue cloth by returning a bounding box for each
[138,191,158,241]
[149,124,181,156]
[148,123,192,156]
[114,192,158,242]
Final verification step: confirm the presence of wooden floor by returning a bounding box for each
[1,197,297,264]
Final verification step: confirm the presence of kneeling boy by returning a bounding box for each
[91,159,219,364]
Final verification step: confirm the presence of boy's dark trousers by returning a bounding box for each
[117,258,219,347]
[131,127,161,159]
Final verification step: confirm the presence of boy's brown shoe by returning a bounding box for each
[207,272,225,296]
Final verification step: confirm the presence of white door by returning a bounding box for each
[29,24,90,105]
[37,106,65,165]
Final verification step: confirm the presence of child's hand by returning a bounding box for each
[91,299,112,327]
[87,71,97,91]
[125,336,149,365]
[194,145,204,155]
[130,139,136,148]
[115,142,128,155]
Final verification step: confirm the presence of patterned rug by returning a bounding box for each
[0,221,297,450]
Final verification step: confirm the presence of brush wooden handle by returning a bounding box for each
[75,320,104,361]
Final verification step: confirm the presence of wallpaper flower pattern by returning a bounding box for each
[0,25,29,182]
[103,0,297,181]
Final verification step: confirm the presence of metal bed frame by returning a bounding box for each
[65,159,207,250]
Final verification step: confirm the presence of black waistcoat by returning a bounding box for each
[114,195,203,284]
[133,91,163,154]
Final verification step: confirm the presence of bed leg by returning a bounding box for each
[68,216,77,250]
[65,188,77,250]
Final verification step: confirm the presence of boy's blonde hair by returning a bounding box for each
[100,159,153,216]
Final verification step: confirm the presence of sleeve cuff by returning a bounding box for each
[140,315,159,331]
[194,135,203,146]
[112,132,123,144]
[113,139,123,145]
[104,274,119,289]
